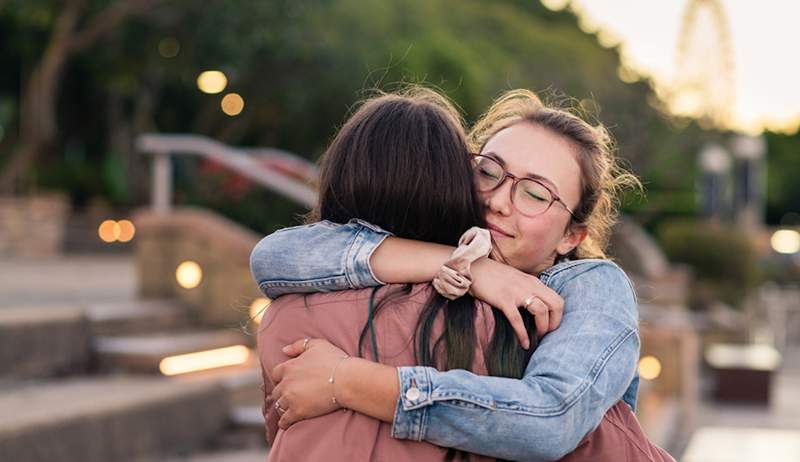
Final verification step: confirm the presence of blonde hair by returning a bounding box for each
[469,90,642,260]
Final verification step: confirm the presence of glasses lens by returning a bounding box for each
[514,179,553,216]
[472,156,504,191]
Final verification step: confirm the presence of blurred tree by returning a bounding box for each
[0,0,165,193]
[0,0,741,231]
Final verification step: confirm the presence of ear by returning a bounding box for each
[556,223,588,256]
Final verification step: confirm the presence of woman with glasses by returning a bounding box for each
[254,88,674,461]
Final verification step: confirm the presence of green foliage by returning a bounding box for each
[765,131,800,224]
[0,0,728,231]
[657,220,761,309]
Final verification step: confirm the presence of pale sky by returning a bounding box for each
[543,0,800,134]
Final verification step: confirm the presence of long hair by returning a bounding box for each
[313,87,537,382]
[469,90,642,261]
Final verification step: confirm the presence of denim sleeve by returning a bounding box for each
[249,219,392,299]
[391,260,640,462]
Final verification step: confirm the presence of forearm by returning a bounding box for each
[370,237,454,284]
[337,357,399,423]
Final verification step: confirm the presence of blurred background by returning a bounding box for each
[0,0,798,461]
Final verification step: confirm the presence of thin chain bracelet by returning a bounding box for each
[329,354,351,408]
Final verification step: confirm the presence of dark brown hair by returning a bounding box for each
[312,87,536,381]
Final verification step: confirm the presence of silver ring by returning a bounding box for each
[302,337,310,352]
[523,295,538,309]
[275,400,286,415]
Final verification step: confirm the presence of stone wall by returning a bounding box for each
[133,207,263,327]
[0,193,70,257]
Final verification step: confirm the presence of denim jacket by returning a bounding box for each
[250,220,641,462]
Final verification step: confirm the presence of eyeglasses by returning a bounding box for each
[471,154,576,219]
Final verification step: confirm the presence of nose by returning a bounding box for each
[484,177,513,216]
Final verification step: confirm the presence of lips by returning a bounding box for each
[486,222,514,238]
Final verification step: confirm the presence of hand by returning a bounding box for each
[470,257,564,348]
[271,338,349,429]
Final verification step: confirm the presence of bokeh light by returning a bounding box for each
[196,70,228,94]
[117,219,136,243]
[221,93,245,116]
[158,37,180,58]
[771,229,800,254]
[638,355,662,381]
[159,345,250,376]
[176,261,203,289]
[98,219,119,243]
[249,297,272,324]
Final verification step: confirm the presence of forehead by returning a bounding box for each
[481,122,581,197]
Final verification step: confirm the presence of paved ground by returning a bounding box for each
[678,345,800,461]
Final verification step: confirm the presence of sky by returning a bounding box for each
[542,0,800,134]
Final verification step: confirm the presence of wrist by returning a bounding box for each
[336,357,399,422]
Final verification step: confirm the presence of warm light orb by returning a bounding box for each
[158,37,180,58]
[159,345,250,376]
[249,297,272,324]
[221,93,245,116]
[117,219,136,243]
[638,355,662,381]
[196,70,228,94]
[98,219,119,243]
[176,261,203,289]
[771,229,800,254]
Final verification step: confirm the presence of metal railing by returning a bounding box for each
[136,133,318,214]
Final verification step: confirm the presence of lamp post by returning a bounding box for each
[698,143,732,222]
[730,135,767,232]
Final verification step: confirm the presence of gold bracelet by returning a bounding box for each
[329,354,351,408]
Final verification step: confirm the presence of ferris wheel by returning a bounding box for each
[670,0,735,128]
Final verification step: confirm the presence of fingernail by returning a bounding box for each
[282,345,291,353]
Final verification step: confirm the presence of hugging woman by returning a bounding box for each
[253,87,674,461]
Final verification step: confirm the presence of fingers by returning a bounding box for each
[278,408,300,429]
[534,285,563,315]
[502,304,530,350]
[282,337,311,357]
[525,297,550,339]
[272,358,294,383]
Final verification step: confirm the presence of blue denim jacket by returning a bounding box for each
[250,220,640,461]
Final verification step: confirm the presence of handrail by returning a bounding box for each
[136,134,318,213]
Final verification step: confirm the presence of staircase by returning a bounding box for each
[0,260,268,462]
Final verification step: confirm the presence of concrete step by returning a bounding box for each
[0,376,228,462]
[94,329,253,374]
[86,299,192,336]
[0,306,91,379]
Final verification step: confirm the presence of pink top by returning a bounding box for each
[258,284,674,462]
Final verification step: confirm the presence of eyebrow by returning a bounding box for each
[482,151,561,193]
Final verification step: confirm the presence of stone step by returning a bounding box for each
[0,376,228,462]
[94,329,253,374]
[0,306,91,379]
[86,299,192,336]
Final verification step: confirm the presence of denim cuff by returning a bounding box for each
[391,366,434,441]
[344,219,392,287]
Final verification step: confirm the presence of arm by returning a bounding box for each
[251,220,563,343]
[274,261,639,461]
[250,219,451,298]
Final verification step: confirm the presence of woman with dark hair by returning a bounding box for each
[256,88,674,461]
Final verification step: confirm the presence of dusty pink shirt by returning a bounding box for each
[257,284,674,462]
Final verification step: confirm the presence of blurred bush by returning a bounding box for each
[658,220,761,309]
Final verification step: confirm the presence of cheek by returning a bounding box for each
[515,215,565,254]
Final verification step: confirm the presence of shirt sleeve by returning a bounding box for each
[390,261,640,461]
[249,219,392,299]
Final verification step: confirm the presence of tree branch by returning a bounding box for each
[66,0,165,52]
